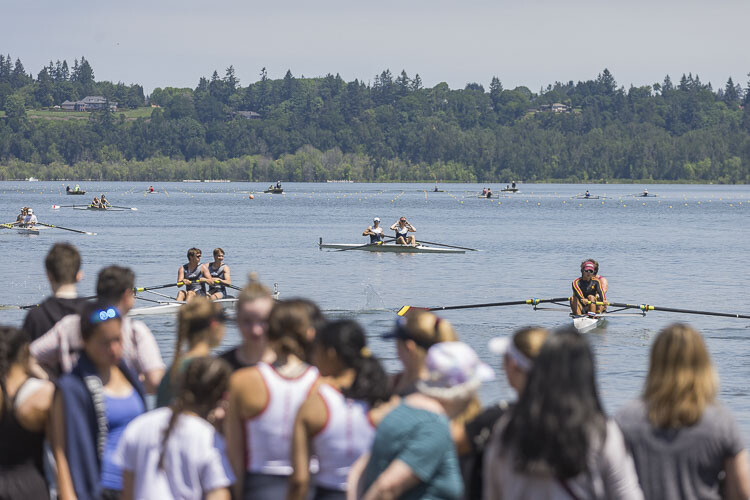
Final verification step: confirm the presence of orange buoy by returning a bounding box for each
[249,194,254,199]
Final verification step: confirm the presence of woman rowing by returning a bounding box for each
[202,247,231,300]
[91,196,101,208]
[176,248,206,302]
[570,259,607,315]
[390,217,416,246]
[362,217,384,244]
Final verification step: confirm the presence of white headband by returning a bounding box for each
[506,341,532,372]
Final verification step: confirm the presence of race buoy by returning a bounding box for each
[249,194,254,199]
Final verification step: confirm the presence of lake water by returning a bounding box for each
[1,181,749,436]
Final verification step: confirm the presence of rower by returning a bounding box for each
[91,196,101,208]
[276,180,282,189]
[512,181,517,189]
[66,185,71,193]
[100,194,109,207]
[203,247,231,300]
[176,247,206,302]
[570,260,607,315]
[482,188,487,196]
[362,217,385,244]
[390,217,416,246]
[74,184,80,192]
[16,207,26,223]
[585,190,591,198]
[486,188,493,198]
[149,185,154,193]
[643,188,649,196]
[21,208,37,227]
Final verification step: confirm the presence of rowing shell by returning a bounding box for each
[571,314,605,333]
[7,226,41,235]
[319,240,465,254]
[129,297,238,316]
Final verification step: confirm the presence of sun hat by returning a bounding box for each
[489,336,533,372]
[416,341,494,399]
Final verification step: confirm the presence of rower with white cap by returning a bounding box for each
[23,207,37,226]
[362,217,385,244]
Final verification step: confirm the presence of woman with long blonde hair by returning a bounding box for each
[616,323,750,500]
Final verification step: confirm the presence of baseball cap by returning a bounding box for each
[373,217,380,222]
[416,342,495,399]
[583,261,595,271]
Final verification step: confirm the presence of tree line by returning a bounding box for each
[1,54,750,182]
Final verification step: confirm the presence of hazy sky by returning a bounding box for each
[3,0,748,95]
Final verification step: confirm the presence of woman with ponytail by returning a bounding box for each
[115,357,235,500]
[0,326,54,499]
[225,299,324,500]
[156,297,227,407]
[289,319,393,500]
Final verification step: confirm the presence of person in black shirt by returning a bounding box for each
[23,243,85,340]
[456,326,549,500]
[570,259,607,315]
[219,277,275,371]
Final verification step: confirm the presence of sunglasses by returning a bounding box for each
[583,269,595,274]
[90,307,120,324]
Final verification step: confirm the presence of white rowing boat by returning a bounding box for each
[571,314,605,333]
[129,297,239,316]
[319,238,465,254]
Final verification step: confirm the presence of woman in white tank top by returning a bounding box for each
[289,320,393,500]
[225,299,325,500]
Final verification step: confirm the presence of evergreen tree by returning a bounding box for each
[724,77,739,106]
[411,74,422,91]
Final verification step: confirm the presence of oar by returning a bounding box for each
[1,222,19,229]
[134,282,186,293]
[397,297,570,316]
[109,205,138,211]
[52,204,87,209]
[595,301,750,320]
[36,221,96,235]
[1,294,97,310]
[406,237,478,251]
[336,241,385,252]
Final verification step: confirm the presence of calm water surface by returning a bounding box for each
[1,181,749,435]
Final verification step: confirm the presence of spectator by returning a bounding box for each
[615,323,750,500]
[219,277,275,371]
[484,327,643,499]
[455,326,548,499]
[0,326,55,499]
[225,299,324,500]
[50,301,146,500]
[358,341,494,500]
[289,319,392,500]
[31,266,165,392]
[116,357,234,500]
[23,243,84,340]
[155,298,227,407]
[383,311,458,396]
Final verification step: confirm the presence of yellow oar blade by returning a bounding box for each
[397,305,411,316]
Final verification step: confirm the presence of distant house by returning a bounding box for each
[236,110,261,120]
[60,96,118,112]
[535,103,571,114]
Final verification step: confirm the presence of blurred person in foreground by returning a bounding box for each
[116,357,234,500]
[483,327,643,499]
[0,326,55,499]
[31,266,165,393]
[354,341,494,500]
[289,319,394,500]
[225,299,324,500]
[51,301,146,500]
[615,323,750,500]
[156,298,227,407]
[23,243,85,340]
[219,276,275,371]
[454,326,548,499]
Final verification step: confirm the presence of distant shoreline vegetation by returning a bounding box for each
[1,54,749,183]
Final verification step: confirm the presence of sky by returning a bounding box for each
[2,0,749,96]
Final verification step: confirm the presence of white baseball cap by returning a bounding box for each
[416,341,494,400]
[373,217,380,222]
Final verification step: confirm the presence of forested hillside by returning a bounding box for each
[1,54,749,182]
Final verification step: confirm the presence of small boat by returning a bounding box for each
[500,188,519,193]
[264,187,284,194]
[10,226,41,235]
[319,238,465,254]
[571,314,605,333]
[27,177,39,182]
[66,190,87,195]
[74,205,112,211]
[476,192,494,199]
[129,297,239,316]
[573,195,603,200]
